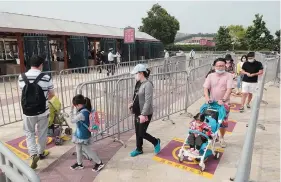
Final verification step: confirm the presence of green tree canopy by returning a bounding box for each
[214,26,232,51]
[245,14,274,50]
[228,25,246,49]
[274,30,280,52]
[139,3,180,45]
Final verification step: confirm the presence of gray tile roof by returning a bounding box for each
[0,12,159,42]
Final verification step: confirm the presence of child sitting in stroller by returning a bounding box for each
[48,95,62,136]
[187,113,213,160]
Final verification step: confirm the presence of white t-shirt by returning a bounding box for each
[108,52,116,62]
[18,69,54,117]
[189,50,195,58]
[164,52,169,58]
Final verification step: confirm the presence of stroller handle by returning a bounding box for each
[188,130,210,140]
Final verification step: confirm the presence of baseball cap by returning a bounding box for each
[130,64,147,74]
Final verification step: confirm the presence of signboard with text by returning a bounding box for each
[124,27,135,44]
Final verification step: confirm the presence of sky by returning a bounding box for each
[0,1,280,34]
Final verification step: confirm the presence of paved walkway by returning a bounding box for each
[0,83,279,182]
[93,84,280,182]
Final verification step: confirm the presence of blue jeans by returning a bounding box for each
[237,75,244,89]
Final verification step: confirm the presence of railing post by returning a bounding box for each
[234,66,267,182]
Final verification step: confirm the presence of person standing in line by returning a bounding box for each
[128,64,161,157]
[18,55,55,169]
[189,49,195,59]
[116,50,121,67]
[108,48,117,76]
[235,55,247,95]
[239,52,263,112]
[203,58,233,148]
[225,54,235,74]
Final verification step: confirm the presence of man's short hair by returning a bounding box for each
[247,52,255,58]
[30,55,44,67]
[213,58,226,66]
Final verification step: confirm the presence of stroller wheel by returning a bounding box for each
[178,154,184,163]
[55,137,63,145]
[65,128,72,135]
[200,163,205,172]
[214,152,220,160]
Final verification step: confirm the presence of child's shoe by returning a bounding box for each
[92,161,105,172]
[70,163,84,170]
[187,156,193,161]
[192,150,200,156]
[188,148,195,153]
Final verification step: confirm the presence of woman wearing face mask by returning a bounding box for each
[128,64,161,157]
[225,54,235,74]
[235,55,247,95]
[203,58,233,148]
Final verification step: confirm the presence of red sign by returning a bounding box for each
[124,27,135,44]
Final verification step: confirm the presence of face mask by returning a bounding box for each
[242,59,246,62]
[248,59,255,63]
[215,69,225,74]
[135,74,140,81]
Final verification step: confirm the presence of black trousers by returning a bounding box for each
[188,133,207,150]
[134,115,158,151]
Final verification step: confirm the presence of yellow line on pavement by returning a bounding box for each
[4,143,29,160]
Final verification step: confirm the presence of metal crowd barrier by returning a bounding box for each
[234,65,268,182]
[73,61,212,144]
[0,54,220,127]
[0,141,40,182]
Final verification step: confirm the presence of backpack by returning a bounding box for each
[21,73,46,116]
[79,109,101,133]
[88,109,100,132]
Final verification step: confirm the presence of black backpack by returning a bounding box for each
[21,73,46,116]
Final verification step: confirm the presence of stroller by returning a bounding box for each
[48,96,72,145]
[177,101,227,171]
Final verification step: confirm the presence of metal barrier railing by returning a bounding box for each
[0,54,232,126]
[0,141,40,182]
[73,61,212,144]
[234,65,267,182]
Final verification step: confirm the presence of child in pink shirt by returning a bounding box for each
[188,113,212,158]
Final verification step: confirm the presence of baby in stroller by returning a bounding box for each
[178,101,226,171]
[187,113,213,160]
[48,95,72,145]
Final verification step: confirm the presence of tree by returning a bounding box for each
[228,25,246,49]
[214,26,232,51]
[245,14,274,50]
[139,4,180,45]
[274,30,280,52]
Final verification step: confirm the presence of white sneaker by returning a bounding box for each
[220,139,227,148]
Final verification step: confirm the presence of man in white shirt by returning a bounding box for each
[107,48,117,75]
[189,49,195,59]
[18,55,55,169]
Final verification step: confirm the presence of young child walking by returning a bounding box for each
[70,94,104,172]
[188,113,213,159]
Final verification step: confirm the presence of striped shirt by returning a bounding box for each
[18,69,54,117]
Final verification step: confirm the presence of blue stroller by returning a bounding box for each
[177,101,227,171]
